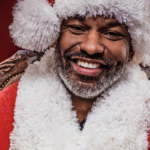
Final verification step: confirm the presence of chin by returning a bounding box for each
[57,66,125,99]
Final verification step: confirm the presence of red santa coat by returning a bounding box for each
[0,82,18,150]
[0,81,150,150]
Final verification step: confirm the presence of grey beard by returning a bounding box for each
[55,50,127,99]
[57,66,125,99]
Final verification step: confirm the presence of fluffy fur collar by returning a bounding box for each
[9,49,150,150]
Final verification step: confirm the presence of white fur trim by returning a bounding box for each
[9,0,60,52]
[9,48,150,150]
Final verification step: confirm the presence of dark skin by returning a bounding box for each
[56,16,135,123]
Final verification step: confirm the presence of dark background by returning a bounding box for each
[0,0,19,62]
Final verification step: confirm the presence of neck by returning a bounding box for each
[70,93,96,123]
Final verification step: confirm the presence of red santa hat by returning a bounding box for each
[9,0,150,66]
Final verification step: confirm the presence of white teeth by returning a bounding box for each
[77,60,100,69]
[85,62,88,68]
[89,63,92,68]
[78,60,81,66]
[96,64,99,68]
[81,61,84,66]
[94,64,98,68]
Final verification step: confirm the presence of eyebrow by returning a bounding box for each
[73,16,86,22]
[106,22,124,28]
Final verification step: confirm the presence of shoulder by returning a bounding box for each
[0,81,19,100]
[0,81,19,150]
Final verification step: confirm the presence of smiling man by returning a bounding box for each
[0,0,150,150]
[55,16,133,122]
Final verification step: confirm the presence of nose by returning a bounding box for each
[80,30,105,55]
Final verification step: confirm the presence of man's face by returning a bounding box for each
[55,15,132,99]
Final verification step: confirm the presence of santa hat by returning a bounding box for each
[9,0,150,66]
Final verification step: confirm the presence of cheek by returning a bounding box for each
[57,32,81,66]
[58,31,82,55]
[104,40,129,64]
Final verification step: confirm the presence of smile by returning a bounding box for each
[70,57,106,77]
[77,60,100,69]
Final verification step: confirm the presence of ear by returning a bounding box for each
[128,48,135,61]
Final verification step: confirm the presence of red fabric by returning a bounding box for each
[47,0,55,5]
[0,0,19,63]
[0,82,19,150]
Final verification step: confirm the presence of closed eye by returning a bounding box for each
[67,25,87,34]
[102,31,124,41]
[104,31,123,36]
